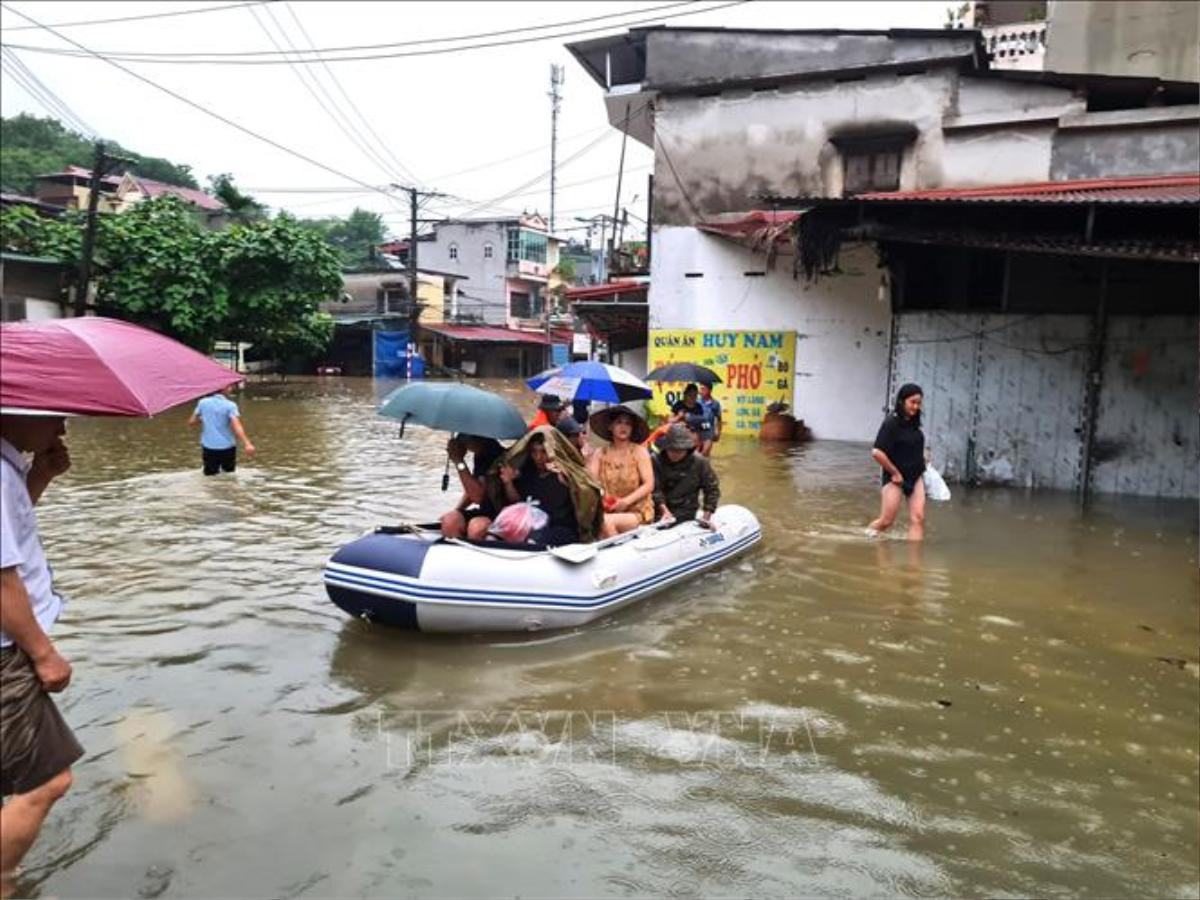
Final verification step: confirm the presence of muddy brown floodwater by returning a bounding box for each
[17,378,1199,898]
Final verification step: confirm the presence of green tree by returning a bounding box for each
[299,206,387,268]
[218,213,342,357]
[93,196,226,344]
[207,173,266,224]
[1,197,340,357]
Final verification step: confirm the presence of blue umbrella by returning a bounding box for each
[378,382,527,440]
[526,361,652,403]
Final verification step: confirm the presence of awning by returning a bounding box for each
[420,324,561,346]
[697,210,802,252]
[565,280,647,302]
[766,173,1200,207]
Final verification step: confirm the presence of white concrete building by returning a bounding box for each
[567,26,1199,498]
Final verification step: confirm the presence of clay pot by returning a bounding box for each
[759,411,812,442]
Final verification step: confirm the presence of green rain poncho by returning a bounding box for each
[484,425,605,543]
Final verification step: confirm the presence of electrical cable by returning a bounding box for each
[247,3,409,194]
[0,2,405,197]
[0,1,277,31]
[282,1,422,186]
[2,0,696,57]
[0,48,97,136]
[654,128,704,221]
[3,1,751,65]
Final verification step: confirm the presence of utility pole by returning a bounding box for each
[390,184,449,324]
[608,104,631,275]
[548,64,564,234]
[76,141,133,316]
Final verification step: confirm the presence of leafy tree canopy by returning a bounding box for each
[207,173,267,224]
[1,196,340,357]
[0,113,198,195]
[298,206,388,268]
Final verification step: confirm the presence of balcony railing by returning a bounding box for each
[983,21,1047,71]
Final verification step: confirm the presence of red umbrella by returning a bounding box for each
[0,317,242,417]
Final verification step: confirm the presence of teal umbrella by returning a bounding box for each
[378,381,527,440]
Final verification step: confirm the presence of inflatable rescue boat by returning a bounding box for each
[324,505,761,633]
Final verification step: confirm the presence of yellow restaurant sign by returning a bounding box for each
[647,330,797,434]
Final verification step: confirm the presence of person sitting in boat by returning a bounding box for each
[528,394,565,430]
[491,427,604,545]
[439,434,505,540]
[588,405,655,538]
[556,415,593,461]
[652,423,721,526]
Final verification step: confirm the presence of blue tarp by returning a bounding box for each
[551,343,570,366]
[373,330,409,378]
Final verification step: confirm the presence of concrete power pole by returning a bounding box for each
[548,64,564,233]
[75,141,133,316]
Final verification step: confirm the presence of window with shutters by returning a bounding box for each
[833,132,913,196]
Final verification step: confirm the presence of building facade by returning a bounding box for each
[414,214,562,329]
[567,26,1199,498]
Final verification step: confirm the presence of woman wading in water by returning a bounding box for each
[868,383,927,541]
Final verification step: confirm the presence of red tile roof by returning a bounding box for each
[857,174,1200,204]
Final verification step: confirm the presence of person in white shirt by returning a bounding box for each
[0,413,81,893]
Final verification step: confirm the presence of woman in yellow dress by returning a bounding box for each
[587,405,655,538]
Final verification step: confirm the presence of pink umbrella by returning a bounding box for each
[0,317,242,417]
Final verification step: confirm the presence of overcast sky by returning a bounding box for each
[1,1,945,240]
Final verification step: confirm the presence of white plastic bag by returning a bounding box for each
[923,466,952,502]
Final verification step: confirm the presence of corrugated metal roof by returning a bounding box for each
[764,174,1200,207]
[856,174,1200,204]
[564,280,647,301]
[421,324,554,345]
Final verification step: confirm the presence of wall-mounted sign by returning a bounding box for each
[647,330,796,435]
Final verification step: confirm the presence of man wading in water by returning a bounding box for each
[0,414,82,895]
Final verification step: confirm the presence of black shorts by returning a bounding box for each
[202,446,237,476]
[881,469,922,497]
[0,646,84,796]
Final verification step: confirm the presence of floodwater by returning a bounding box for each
[19,378,1199,898]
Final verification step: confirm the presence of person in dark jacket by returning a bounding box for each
[652,424,721,525]
[868,383,927,541]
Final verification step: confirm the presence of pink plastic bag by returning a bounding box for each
[487,501,549,543]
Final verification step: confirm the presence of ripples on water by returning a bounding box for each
[20,378,1199,898]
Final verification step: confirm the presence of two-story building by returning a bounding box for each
[567,17,1198,498]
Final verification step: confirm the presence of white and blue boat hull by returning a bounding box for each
[324,505,762,633]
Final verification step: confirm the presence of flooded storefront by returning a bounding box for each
[24,378,1198,898]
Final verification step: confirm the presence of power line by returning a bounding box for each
[0,47,96,136]
[453,104,650,218]
[0,1,405,197]
[282,1,422,186]
[654,127,704,220]
[426,123,611,183]
[0,1,277,31]
[247,3,407,191]
[3,0,695,57]
[3,1,751,65]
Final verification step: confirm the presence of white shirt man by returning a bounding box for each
[0,417,81,891]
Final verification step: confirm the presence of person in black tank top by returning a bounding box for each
[868,383,928,541]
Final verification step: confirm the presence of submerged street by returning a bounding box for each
[26,379,1199,898]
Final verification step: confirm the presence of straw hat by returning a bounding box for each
[589,405,650,443]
